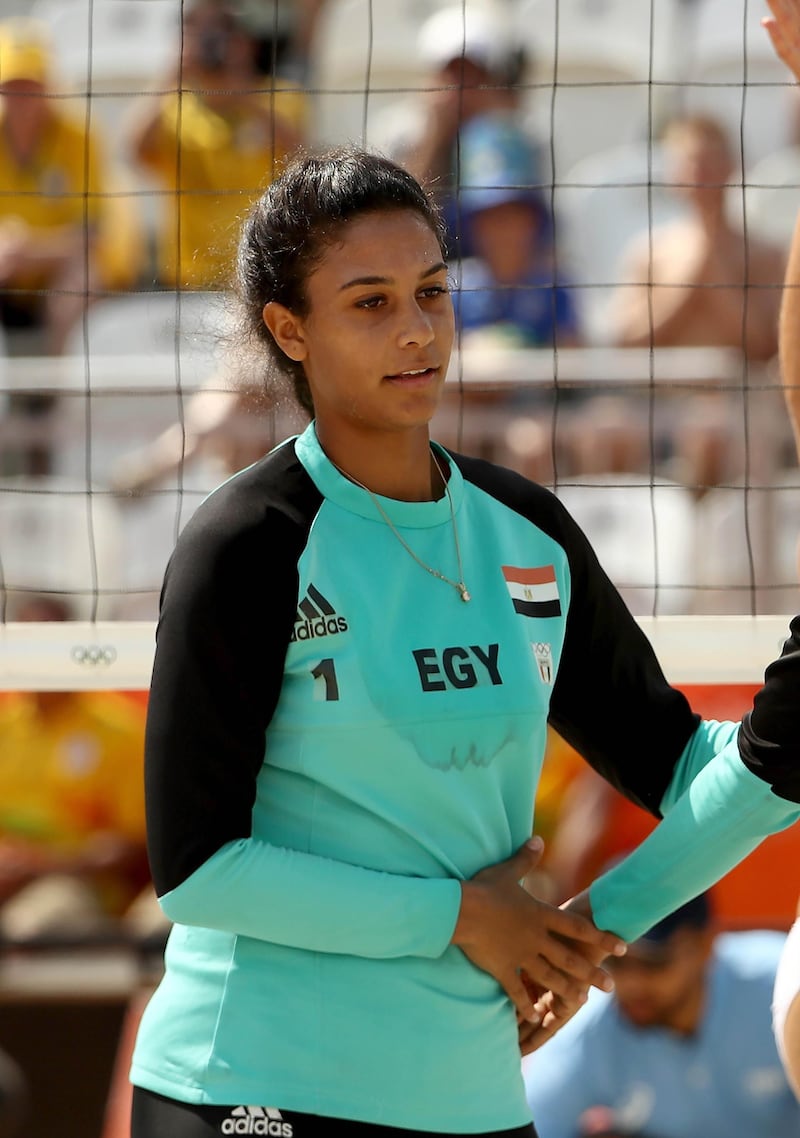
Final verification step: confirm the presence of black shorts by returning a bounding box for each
[130,1087,538,1138]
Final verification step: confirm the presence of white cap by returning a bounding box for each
[417,5,513,76]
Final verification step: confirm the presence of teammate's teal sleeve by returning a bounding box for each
[591,681,800,941]
[590,736,800,941]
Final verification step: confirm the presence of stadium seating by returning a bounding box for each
[59,290,224,484]
[553,473,698,616]
[514,0,679,178]
[0,475,124,620]
[62,290,224,374]
[30,0,180,91]
[309,0,490,147]
[694,469,800,615]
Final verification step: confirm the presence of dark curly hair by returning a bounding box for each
[232,147,447,415]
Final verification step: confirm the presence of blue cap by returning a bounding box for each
[457,113,545,217]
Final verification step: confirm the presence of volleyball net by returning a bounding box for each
[0,0,799,690]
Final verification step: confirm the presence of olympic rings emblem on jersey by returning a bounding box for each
[71,643,118,667]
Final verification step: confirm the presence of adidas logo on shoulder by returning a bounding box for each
[291,583,348,642]
[221,1105,293,1136]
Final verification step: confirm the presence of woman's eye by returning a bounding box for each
[419,285,450,299]
[356,295,384,309]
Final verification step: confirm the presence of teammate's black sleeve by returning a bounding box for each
[740,614,800,802]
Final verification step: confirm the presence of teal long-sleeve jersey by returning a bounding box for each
[130,422,800,1132]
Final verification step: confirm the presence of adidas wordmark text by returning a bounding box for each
[221,1106,293,1136]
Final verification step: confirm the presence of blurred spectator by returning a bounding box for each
[384,4,538,258]
[0,596,149,942]
[236,0,327,85]
[0,18,144,356]
[454,116,580,351]
[610,114,784,361]
[523,892,800,1138]
[126,0,307,291]
[444,114,581,481]
[597,113,787,491]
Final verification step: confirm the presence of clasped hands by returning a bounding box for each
[452,837,626,1056]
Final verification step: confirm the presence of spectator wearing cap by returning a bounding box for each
[437,113,580,480]
[453,114,580,351]
[0,17,144,358]
[523,891,800,1138]
[382,4,539,258]
[126,0,307,291]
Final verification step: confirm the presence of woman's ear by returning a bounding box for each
[262,301,307,362]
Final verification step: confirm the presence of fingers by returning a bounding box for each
[517,986,586,1056]
[503,970,543,1026]
[520,952,594,1006]
[527,894,626,1003]
[763,17,790,66]
[512,966,584,1030]
[557,892,628,960]
[518,1017,544,1056]
[763,0,800,78]
[455,843,626,1023]
[545,902,627,961]
[519,1017,562,1056]
[508,836,545,882]
[514,910,621,1008]
[471,835,545,891]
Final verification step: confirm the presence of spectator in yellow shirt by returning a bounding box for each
[0,18,144,355]
[127,0,307,291]
[0,597,149,941]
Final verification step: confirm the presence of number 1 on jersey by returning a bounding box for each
[311,657,340,701]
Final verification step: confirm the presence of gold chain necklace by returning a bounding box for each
[330,448,471,603]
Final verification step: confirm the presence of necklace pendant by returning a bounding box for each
[459,585,471,603]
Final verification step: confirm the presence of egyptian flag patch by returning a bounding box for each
[501,565,561,617]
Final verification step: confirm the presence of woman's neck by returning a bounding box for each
[317,424,442,502]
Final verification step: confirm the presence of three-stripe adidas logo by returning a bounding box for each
[221,1105,293,1136]
[291,583,349,643]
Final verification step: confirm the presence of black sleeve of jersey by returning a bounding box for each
[451,453,699,816]
[739,614,800,803]
[144,443,322,897]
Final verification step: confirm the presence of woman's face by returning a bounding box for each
[268,209,454,443]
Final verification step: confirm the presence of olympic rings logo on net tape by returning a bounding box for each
[71,644,118,667]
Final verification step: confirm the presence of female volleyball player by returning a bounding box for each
[129,149,800,1137]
